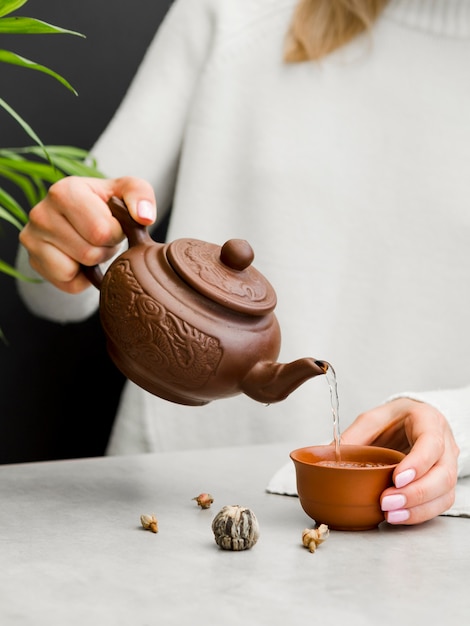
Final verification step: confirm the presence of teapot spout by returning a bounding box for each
[240,358,328,404]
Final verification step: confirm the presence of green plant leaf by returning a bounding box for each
[0,163,41,206]
[43,155,106,178]
[0,257,41,282]
[0,97,49,153]
[0,156,64,183]
[0,0,28,19]
[11,145,91,159]
[0,16,85,36]
[0,327,7,346]
[0,144,104,183]
[0,146,105,175]
[0,187,28,224]
[0,0,100,341]
[0,147,104,213]
[0,50,78,94]
[0,205,24,229]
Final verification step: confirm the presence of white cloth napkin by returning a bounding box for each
[266,461,470,518]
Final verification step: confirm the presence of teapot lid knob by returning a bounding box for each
[166,238,277,316]
[220,239,254,271]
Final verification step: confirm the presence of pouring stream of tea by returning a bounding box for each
[324,362,341,461]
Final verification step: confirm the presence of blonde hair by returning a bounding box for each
[284,0,389,62]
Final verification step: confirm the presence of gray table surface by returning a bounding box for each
[0,442,468,626]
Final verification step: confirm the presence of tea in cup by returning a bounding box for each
[290,444,405,531]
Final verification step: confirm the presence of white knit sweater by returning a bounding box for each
[16,0,470,475]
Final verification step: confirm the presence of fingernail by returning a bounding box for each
[381,494,407,511]
[387,509,410,524]
[395,468,416,488]
[137,200,154,221]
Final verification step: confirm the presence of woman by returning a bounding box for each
[16,0,469,524]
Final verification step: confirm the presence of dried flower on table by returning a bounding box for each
[302,524,329,553]
[192,492,214,509]
[140,514,158,533]
[211,504,259,551]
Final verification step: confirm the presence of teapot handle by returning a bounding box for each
[81,196,152,289]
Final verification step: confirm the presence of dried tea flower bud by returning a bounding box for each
[302,524,329,553]
[140,514,158,533]
[212,505,259,551]
[192,492,214,509]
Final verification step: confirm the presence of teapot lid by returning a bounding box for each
[166,238,277,316]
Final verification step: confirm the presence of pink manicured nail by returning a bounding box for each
[381,494,407,511]
[387,509,410,524]
[137,200,154,221]
[395,468,416,488]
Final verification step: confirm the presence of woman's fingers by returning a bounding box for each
[382,457,457,524]
[342,397,459,525]
[19,175,157,293]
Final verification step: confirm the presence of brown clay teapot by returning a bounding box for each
[83,197,328,406]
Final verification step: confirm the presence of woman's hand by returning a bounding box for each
[19,175,157,293]
[341,397,459,525]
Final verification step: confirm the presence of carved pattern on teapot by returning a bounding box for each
[183,240,267,302]
[101,259,223,389]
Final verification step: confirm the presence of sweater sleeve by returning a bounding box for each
[387,386,470,478]
[90,0,218,215]
[15,0,216,324]
[15,243,100,323]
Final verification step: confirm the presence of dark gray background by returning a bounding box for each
[0,0,172,463]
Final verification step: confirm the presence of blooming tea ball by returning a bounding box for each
[211,504,260,551]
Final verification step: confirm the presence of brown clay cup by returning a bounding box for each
[290,444,405,531]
